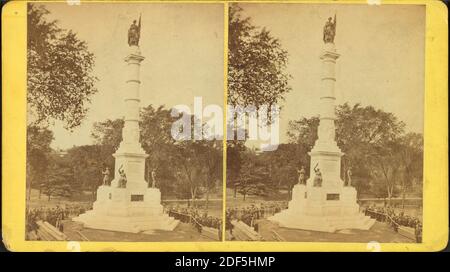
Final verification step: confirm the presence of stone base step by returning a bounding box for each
[269,211,376,233]
[73,212,179,233]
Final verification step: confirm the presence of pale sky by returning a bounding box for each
[38,3,424,149]
[40,3,224,149]
[239,3,425,144]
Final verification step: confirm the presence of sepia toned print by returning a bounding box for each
[2,0,447,253]
[26,2,224,242]
[225,3,424,243]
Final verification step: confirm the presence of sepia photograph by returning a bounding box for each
[25,2,224,242]
[225,3,425,243]
[2,0,446,253]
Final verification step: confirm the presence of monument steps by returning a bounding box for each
[270,210,376,233]
[73,210,179,233]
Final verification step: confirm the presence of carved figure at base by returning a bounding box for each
[313,163,323,187]
[102,166,110,186]
[150,168,157,188]
[117,165,127,188]
[297,166,306,185]
[346,167,353,187]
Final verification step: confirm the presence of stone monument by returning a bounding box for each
[269,15,375,232]
[73,17,179,233]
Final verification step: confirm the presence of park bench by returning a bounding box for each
[200,226,220,240]
[384,214,416,241]
[26,230,39,241]
[36,220,68,241]
[271,230,285,241]
[230,220,263,241]
[397,225,415,240]
[365,209,418,242]
[170,211,220,241]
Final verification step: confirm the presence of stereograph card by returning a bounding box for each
[1,0,448,252]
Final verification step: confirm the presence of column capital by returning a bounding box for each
[320,50,340,61]
[320,42,340,60]
[125,46,145,63]
[125,53,145,63]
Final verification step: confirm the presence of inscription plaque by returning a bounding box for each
[326,193,340,200]
[131,194,144,201]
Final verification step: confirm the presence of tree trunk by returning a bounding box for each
[233,184,237,198]
[402,180,406,211]
[387,185,393,206]
[27,180,32,201]
[206,185,210,211]
[191,188,197,208]
[243,192,246,201]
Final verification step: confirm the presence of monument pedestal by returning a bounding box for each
[269,184,375,232]
[73,186,178,233]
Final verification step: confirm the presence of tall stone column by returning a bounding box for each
[120,45,145,153]
[317,43,340,150]
[111,45,148,191]
[308,42,344,189]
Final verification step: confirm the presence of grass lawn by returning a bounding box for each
[226,188,289,209]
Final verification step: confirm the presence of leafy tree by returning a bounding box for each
[335,103,405,195]
[228,4,291,110]
[196,140,222,209]
[398,133,423,207]
[227,4,291,199]
[234,151,270,201]
[172,142,207,206]
[258,143,303,199]
[42,155,76,201]
[90,106,223,207]
[91,119,124,149]
[287,117,319,150]
[139,105,179,185]
[226,140,246,198]
[66,145,115,199]
[368,141,403,202]
[26,125,53,200]
[91,106,179,191]
[287,103,418,200]
[27,4,97,129]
